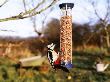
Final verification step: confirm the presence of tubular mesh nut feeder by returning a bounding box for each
[59,3,74,68]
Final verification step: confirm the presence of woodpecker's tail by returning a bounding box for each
[53,65,70,73]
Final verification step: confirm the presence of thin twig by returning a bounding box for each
[0,0,58,22]
[0,0,8,7]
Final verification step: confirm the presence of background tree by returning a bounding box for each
[44,18,60,48]
[82,0,110,48]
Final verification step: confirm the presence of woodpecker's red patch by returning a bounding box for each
[54,56,61,65]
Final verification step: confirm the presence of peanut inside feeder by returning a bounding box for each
[59,3,74,68]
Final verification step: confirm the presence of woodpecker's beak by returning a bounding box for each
[47,43,55,49]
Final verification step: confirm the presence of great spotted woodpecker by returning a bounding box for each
[47,43,70,73]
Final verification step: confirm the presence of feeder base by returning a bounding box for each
[65,62,73,68]
[61,61,73,68]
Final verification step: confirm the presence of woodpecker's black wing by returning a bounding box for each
[47,50,54,67]
[54,65,70,73]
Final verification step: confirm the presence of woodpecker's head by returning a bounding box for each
[47,43,56,51]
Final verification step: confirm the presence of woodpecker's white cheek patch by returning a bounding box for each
[47,43,56,50]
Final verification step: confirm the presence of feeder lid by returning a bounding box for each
[59,3,74,9]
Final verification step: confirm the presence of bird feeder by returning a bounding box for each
[59,3,74,68]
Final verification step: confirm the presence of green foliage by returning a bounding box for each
[0,48,110,82]
[83,46,107,55]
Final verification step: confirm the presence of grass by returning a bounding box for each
[0,47,110,82]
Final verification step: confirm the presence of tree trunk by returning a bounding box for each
[106,34,110,48]
[104,27,110,48]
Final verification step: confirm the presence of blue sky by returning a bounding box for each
[0,0,108,38]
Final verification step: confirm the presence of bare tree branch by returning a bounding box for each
[90,1,104,23]
[0,0,58,22]
[0,29,15,32]
[0,0,8,7]
[30,0,54,36]
[22,0,46,16]
[83,0,110,25]
[30,0,43,36]
[104,0,110,21]
[26,0,56,17]
[22,0,27,12]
